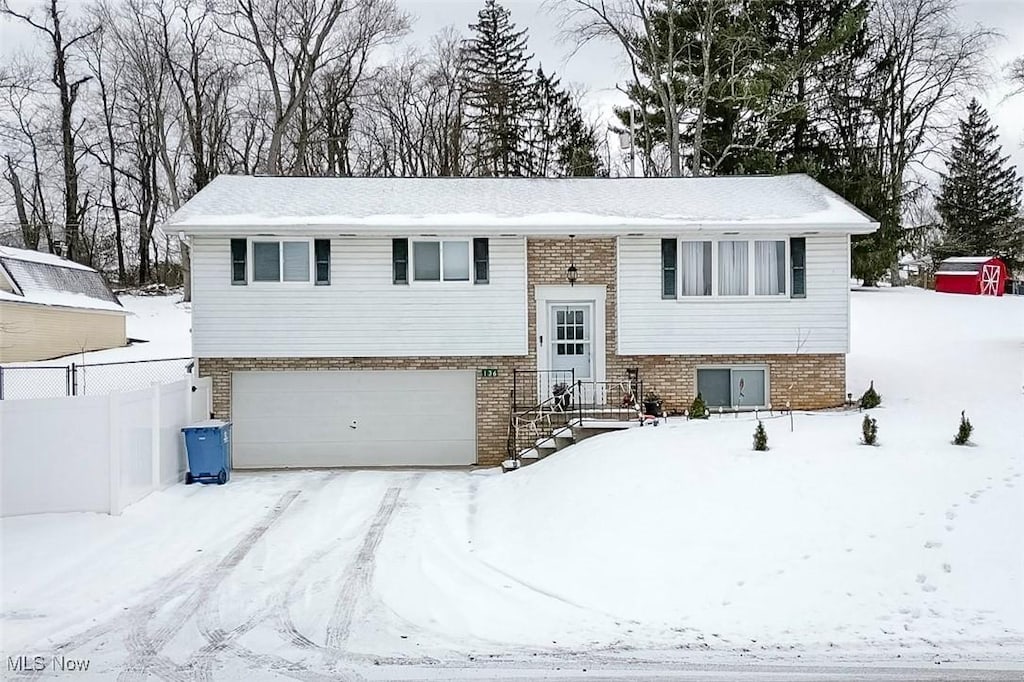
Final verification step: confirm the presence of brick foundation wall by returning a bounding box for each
[197,356,522,467]
[611,353,846,412]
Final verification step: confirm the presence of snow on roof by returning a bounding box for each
[0,245,95,271]
[941,256,995,264]
[167,174,878,233]
[0,248,123,313]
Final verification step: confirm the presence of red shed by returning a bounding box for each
[934,256,1008,296]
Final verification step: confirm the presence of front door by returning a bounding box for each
[544,304,593,403]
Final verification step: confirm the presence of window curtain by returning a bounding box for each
[718,241,748,295]
[680,241,711,296]
[754,241,785,295]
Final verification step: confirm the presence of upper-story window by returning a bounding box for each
[662,237,799,298]
[230,238,330,285]
[413,240,469,282]
[394,238,489,285]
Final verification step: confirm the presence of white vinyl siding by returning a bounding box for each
[618,234,851,355]
[191,236,527,357]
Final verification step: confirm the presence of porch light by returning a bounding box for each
[566,235,579,286]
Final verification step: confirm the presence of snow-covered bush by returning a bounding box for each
[753,421,768,451]
[859,381,881,409]
[953,411,973,445]
[688,393,709,419]
[861,415,878,446]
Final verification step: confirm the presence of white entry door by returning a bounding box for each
[542,304,594,402]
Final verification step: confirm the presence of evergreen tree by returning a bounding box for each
[529,66,604,177]
[462,0,534,177]
[934,99,1023,269]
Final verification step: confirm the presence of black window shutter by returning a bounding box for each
[392,238,409,284]
[661,238,677,298]
[230,238,247,285]
[473,237,489,284]
[314,239,330,285]
[790,237,806,298]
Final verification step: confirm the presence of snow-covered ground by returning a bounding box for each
[1,288,1022,680]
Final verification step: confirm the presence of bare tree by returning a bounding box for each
[2,0,100,263]
[867,0,994,282]
[216,0,408,175]
[559,0,685,176]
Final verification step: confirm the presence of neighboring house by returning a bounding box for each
[0,247,126,363]
[168,174,878,469]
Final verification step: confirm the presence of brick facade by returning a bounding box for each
[198,356,521,468]
[199,236,846,468]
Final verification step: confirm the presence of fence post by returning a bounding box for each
[0,366,4,401]
[151,383,162,491]
[70,363,78,397]
[108,392,122,516]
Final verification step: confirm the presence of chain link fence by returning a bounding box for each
[0,358,193,400]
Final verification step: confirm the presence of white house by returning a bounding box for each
[167,174,877,469]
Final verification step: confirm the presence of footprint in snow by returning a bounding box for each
[945,511,956,520]
[942,563,952,573]
[916,574,927,584]
[945,525,955,532]
[922,584,938,593]
[924,541,943,549]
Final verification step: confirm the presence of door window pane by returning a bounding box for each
[442,241,470,281]
[718,241,748,295]
[732,369,766,407]
[754,240,785,295]
[282,241,310,282]
[413,241,441,281]
[697,369,731,407]
[253,242,280,282]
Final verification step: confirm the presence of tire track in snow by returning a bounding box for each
[118,489,301,682]
[186,473,346,682]
[324,485,404,649]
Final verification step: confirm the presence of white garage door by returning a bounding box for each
[231,370,476,468]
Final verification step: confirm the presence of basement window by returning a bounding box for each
[696,367,768,409]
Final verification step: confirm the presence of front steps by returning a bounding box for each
[515,418,642,467]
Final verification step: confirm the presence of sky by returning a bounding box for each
[395,0,1024,177]
[2,0,1023,177]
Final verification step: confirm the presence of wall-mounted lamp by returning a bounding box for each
[566,235,579,286]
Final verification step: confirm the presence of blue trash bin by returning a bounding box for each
[181,420,232,485]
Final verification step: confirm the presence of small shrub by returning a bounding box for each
[688,393,709,419]
[953,410,973,445]
[861,415,878,445]
[859,380,881,409]
[753,420,768,451]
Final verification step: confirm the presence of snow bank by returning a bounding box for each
[463,288,1023,655]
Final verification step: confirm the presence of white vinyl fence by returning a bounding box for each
[0,377,212,517]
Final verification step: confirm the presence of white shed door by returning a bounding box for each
[231,370,476,468]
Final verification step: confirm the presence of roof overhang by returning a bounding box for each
[178,221,881,238]
[0,297,129,315]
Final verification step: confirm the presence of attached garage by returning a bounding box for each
[231,370,477,468]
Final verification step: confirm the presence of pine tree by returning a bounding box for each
[462,0,534,177]
[935,99,1023,269]
[753,420,769,451]
[528,66,604,177]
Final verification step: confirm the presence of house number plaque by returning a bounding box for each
[480,368,499,378]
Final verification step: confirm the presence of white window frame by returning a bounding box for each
[249,238,315,286]
[411,239,472,284]
[667,238,791,300]
[695,364,771,410]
